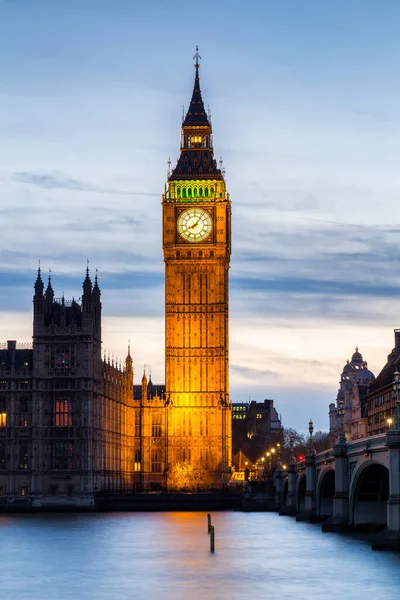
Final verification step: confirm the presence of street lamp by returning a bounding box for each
[338,399,346,443]
[387,417,393,431]
[289,432,294,464]
[392,371,400,430]
[308,419,314,454]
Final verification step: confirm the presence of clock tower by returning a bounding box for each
[162,49,231,485]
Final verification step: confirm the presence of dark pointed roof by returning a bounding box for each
[83,264,92,294]
[34,265,44,293]
[182,64,210,127]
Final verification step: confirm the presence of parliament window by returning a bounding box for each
[53,442,73,470]
[151,450,162,473]
[20,486,27,496]
[55,398,72,426]
[55,346,69,374]
[134,450,141,472]
[20,396,29,427]
[152,413,162,437]
[0,442,6,470]
[18,443,29,470]
[135,411,141,437]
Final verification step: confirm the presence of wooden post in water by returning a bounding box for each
[210,525,215,553]
[207,513,212,533]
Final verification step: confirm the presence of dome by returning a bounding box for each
[340,347,375,386]
[351,346,363,362]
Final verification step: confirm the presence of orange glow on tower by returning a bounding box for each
[163,48,232,485]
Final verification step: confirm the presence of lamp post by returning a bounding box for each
[338,398,346,443]
[289,432,294,464]
[392,371,400,430]
[308,419,314,454]
[266,451,271,472]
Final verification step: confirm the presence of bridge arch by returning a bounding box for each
[317,468,335,519]
[350,461,389,527]
[296,473,306,512]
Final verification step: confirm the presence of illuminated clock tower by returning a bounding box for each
[162,49,231,485]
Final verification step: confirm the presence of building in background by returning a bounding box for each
[0,268,134,508]
[232,399,282,467]
[329,347,375,442]
[366,329,400,437]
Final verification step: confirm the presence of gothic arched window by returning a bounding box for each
[205,187,209,198]
[176,187,181,198]
[55,346,69,374]
[182,188,186,198]
[193,188,198,198]
[187,188,192,198]
[199,186,203,196]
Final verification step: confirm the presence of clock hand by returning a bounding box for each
[189,218,201,230]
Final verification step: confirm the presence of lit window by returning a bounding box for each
[0,413,6,427]
[55,399,72,426]
[20,486,27,496]
[134,450,141,472]
[256,413,263,419]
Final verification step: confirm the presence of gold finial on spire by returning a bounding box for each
[193,45,201,70]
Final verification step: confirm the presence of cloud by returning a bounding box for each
[11,170,159,197]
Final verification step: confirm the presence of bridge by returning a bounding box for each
[274,431,400,551]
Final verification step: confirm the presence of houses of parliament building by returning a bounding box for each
[0,51,233,507]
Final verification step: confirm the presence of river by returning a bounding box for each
[0,511,399,600]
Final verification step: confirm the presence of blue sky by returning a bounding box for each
[1,0,400,429]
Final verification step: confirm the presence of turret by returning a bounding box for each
[33,265,44,315]
[125,344,134,391]
[82,264,93,315]
[141,369,148,401]
[45,272,54,308]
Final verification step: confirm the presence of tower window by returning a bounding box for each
[176,187,181,198]
[182,188,186,198]
[53,442,73,470]
[134,450,141,472]
[18,443,29,469]
[205,188,209,198]
[193,188,198,198]
[187,188,192,198]
[151,412,162,437]
[55,398,72,427]
[55,346,69,374]
[151,450,162,473]
[199,186,203,196]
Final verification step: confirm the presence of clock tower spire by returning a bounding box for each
[163,49,232,486]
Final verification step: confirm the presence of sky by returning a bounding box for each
[0,0,400,430]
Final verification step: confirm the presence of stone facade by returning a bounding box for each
[0,269,134,507]
[367,329,400,436]
[329,347,375,442]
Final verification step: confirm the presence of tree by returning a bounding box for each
[168,461,212,493]
[281,427,332,462]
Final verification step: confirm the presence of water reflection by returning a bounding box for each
[0,512,399,600]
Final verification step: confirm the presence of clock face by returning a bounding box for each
[177,208,212,242]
